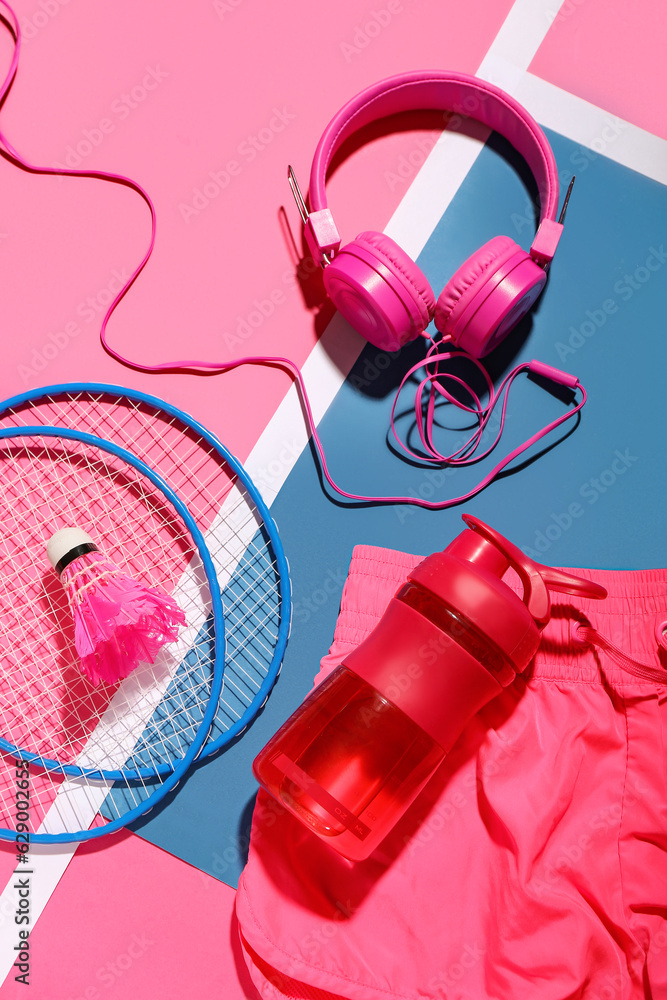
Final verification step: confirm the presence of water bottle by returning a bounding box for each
[253,515,607,860]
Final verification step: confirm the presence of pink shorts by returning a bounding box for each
[236,546,667,1000]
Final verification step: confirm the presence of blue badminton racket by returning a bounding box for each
[0,383,291,768]
[0,425,226,843]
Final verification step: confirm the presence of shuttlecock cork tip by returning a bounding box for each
[47,527,98,574]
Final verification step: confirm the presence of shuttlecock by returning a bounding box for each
[47,527,187,686]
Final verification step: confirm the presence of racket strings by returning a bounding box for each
[0,435,215,781]
[203,496,280,687]
[0,388,289,778]
[5,394,235,516]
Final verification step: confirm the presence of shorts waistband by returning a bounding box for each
[342,548,667,691]
[529,566,667,687]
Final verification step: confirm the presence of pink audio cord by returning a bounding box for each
[0,2,587,510]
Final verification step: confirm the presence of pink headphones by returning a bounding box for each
[0,10,587,511]
[293,71,569,356]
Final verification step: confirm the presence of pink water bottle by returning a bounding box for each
[253,515,607,861]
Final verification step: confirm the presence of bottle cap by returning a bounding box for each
[409,515,607,674]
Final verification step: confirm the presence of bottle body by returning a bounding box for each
[253,518,608,861]
[253,583,512,860]
[253,664,445,861]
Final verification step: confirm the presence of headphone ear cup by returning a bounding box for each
[323,231,435,352]
[435,236,547,357]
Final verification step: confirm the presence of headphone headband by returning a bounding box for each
[307,71,562,267]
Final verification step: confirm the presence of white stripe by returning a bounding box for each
[0,554,220,968]
[516,71,667,185]
[0,0,582,978]
[244,313,364,505]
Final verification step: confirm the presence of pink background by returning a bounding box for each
[530,0,667,141]
[0,0,664,996]
[0,0,514,463]
[4,831,254,999]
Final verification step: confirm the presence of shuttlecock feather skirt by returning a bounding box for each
[61,551,187,686]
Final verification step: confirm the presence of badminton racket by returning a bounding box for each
[0,425,225,843]
[0,383,291,766]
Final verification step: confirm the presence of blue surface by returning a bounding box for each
[132,128,667,885]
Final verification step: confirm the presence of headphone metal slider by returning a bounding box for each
[530,176,575,271]
[304,210,341,266]
[530,218,564,270]
[288,165,340,266]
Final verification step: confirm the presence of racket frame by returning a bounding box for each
[0,424,226,843]
[0,382,292,759]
